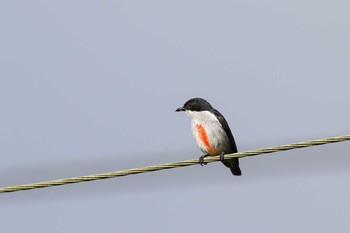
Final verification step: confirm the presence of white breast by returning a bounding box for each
[186,110,232,155]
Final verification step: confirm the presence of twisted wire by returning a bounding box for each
[1,135,349,193]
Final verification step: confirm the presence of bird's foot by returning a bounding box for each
[199,155,209,166]
[220,151,225,162]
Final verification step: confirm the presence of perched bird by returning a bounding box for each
[176,98,241,176]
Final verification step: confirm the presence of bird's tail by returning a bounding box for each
[229,158,242,176]
[222,158,242,176]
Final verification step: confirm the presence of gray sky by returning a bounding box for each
[1,1,350,232]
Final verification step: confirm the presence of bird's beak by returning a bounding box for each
[175,106,185,112]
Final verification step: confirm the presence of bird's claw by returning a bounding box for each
[199,155,208,166]
[220,152,225,162]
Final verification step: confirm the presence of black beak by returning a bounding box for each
[175,106,185,112]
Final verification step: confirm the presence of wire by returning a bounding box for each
[0,134,349,194]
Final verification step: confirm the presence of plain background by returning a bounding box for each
[1,1,350,232]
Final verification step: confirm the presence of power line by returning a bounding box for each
[0,134,349,194]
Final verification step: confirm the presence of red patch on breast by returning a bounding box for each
[196,124,217,155]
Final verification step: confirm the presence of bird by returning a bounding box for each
[176,98,241,176]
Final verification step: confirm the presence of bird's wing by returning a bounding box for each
[212,109,238,153]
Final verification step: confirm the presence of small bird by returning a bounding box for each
[176,98,241,176]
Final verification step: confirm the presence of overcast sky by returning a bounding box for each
[1,1,350,232]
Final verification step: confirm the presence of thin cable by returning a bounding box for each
[1,135,349,194]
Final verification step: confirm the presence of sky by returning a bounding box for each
[1,0,350,232]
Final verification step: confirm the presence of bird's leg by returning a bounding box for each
[199,154,210,166]
[220,151,226,162]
